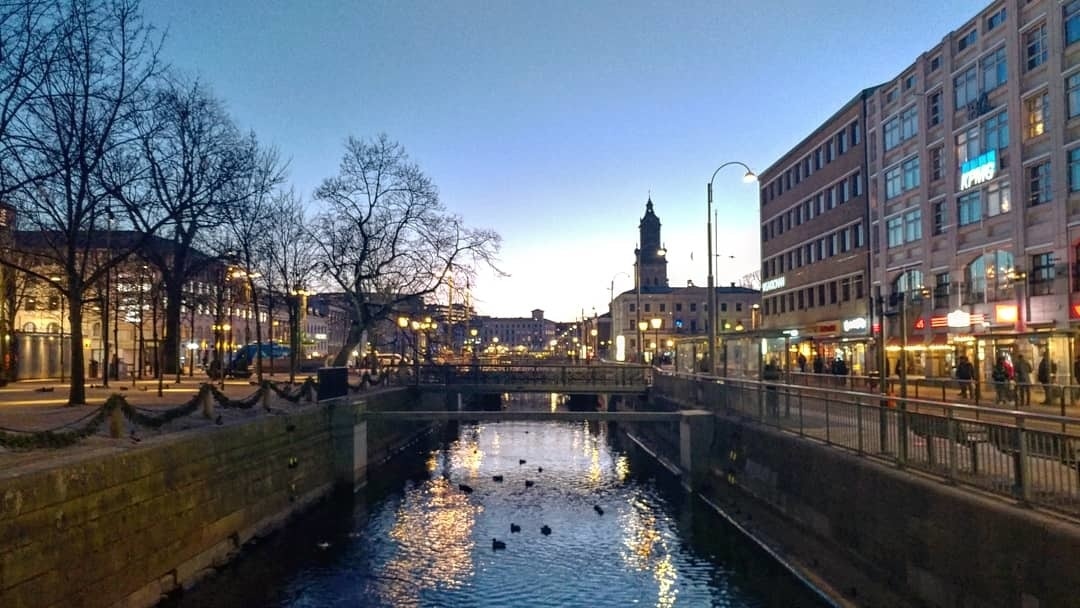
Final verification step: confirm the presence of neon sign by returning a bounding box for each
[959,149,997,190]
[761,277,785,292]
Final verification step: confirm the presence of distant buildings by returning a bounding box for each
[611,198,760,364]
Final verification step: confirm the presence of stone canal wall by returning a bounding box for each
[650,374,1080,608]
[0,387,430,608]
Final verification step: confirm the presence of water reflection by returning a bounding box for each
[163,406,830,608]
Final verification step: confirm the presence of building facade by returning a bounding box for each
[759,91,874,375]
[612,198,760,366]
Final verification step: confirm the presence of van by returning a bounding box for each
[217,343,323,378]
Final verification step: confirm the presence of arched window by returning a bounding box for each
[964,250,1015,304]
[46,322,60,334]
[21,322,36,332]
[892,269,924,295]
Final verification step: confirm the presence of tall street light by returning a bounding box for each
[706,162,756,376]
[650,317,662,363]
[637,320,649,363]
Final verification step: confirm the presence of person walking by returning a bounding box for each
[956,355,974,400]
[1014,354,1033,407]
[992,356,1010,405]
[1038,353,1052,404]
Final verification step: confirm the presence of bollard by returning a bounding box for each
[200,384,214,419]
[108,401,124,438]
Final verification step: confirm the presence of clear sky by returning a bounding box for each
[142,0,988,322]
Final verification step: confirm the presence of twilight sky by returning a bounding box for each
[142,0,988,322]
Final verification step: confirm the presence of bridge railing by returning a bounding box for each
[656,371,1080,518]
[414,363,653,389]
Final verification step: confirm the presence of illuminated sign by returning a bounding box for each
[314,333,328,340]
[946,309,970,328]
[842,317,867,332]
[914,318,926,330]
[995,304,1018,323]
[782,329,799,337]
[959,149,997,190]
[761,277,785,292]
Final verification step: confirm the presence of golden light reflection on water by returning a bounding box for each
[376,476,480,607]
[615,455,630,482]
[618,498,678,608]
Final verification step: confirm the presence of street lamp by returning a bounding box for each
[650,317,662,363]
[397,316,410,366]
[706,162,756,376]
[637,320,649,363]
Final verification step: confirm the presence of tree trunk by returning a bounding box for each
[163,272,183,376]
[67,288,86,405]
[250,277,264,383]
[333,320,364,367]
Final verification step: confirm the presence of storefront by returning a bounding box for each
[788,316,872,376]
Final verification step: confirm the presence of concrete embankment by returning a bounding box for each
[0,387,438,608]
[631,375,1080,608]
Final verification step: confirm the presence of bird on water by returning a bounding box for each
[510,523,521,533]
[492,475,504,482]
[519,459,527,465]
[540,525,552,536]
[525,480,535,488]
[492,538,506,550]
[458,483,474,494]
[594,505,604,515]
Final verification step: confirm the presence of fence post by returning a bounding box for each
[1015,415,1031,504]
[856,397,864,454]
[947,408,958,483]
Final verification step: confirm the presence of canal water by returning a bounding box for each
[163,399,831,607]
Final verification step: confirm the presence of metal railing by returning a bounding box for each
[657,372,1080,518]
[413,363,653,392]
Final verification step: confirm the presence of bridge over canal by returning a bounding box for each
[410,363,652,395]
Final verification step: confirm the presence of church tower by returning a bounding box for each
[634,197,668,290]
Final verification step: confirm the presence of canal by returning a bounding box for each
[163,399,832,607]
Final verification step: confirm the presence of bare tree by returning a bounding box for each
[260,189,319,382]
[0,0,164,405]
[222,138,285,382]
[311,134,501,367]
[128,75,249,378]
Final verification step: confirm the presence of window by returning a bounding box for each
[854,222,865,248]
[965,250,1014,303]
[644,303,651,312]
[852,171,863,196]
[894,270,925,296]
[930,146,944,181]
[1026,91,1048,138]
[934,273,951,309]
[954,66,978,109]
[886,88,898,103]
[902,156,920,191]
[841,277,851,301]
[987,8,1006,30]
[930,55,941,72]
[983,110,1008,151]
[900,106,918,141]
[959,191,982,226]
[980,47,1007,91]
[1031,252,1055,296]
[928,91,942,127]
[933,199,948,235]
[1028,162,1051,206]
[903,74,916,90]
[886,216,903,247]
[829,282,837,304]
[826,140,835,162]
[884,117,901,151]
[885,166,902,199]
[958,29,977,52]
[1067,0,1080,46]
[1026,23,1048,71]
[956,125,980,163]
[1068,73,1080,119]
[1070,148,1080,192]
[689,303,696,312]
[987,181,1011,216]
[904,209,922,242]
[850,121,860,146]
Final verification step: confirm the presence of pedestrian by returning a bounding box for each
[1014,354,1032,407]
[956,355,974,399]
[1038,353,1052,404]
[813,356,824,374]
[1073,354,1080,405]
[797,353,807,373]
[763,358,781,417]
[992,356,1009,405]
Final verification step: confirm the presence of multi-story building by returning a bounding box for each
[611,198,760,366]
[758,91,874,375]
[762,0,1080,381]
[472,309,556,354]
[864,0,1080,381]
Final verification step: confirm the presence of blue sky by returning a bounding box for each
[142,0,988,321]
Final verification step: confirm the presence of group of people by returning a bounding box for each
[796,352,848,376]
[987,351,1069,407]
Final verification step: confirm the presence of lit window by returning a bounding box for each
[1025,92,1048,138]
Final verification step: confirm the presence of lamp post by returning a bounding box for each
[637,320,649,363]
[49,276,64,383]
[706,162,756,375]
[470,327,479,362]
[397,316,410,367]
[650,317,661,364]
